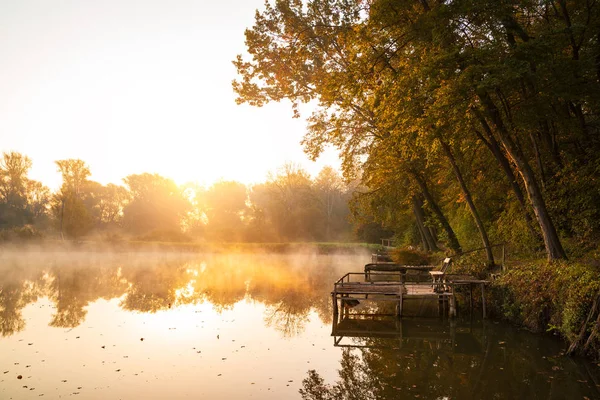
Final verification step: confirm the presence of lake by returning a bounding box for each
[1,250,599,399]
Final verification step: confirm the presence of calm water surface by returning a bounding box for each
[0,250,598,399]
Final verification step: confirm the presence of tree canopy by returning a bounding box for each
[234,0,600,261]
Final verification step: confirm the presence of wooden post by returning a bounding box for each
[396,285,404,317]
[449,285,457,317]
[481,283,486,319]
[396,294,403,317]
[469,283,473,315]
[332,292,338,316]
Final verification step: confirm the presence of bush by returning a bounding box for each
[389,248,432,265]
[0,225,43,241]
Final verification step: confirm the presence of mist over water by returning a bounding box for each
[1,248,599,399]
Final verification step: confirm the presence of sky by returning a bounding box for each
[0,0,339,190]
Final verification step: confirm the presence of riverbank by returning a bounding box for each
[447,257,600,360]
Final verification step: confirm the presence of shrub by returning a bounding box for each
[497,260,600,356]
[389,248,431,265]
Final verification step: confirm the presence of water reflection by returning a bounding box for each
[300,311,600,399]
[0,251,348,337]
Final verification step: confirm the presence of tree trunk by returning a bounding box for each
[473,122,541,243]
[436,134,495,266]
[529,132,547,189]
[408,167,462,253]
[412,195,439,251]
[477,91,567,261]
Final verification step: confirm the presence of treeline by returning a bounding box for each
[0,152,384,243]
[234,0,600,262]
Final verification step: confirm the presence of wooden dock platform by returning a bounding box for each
[332,271,489,318]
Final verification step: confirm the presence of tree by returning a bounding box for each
[250,164,322,241]
[203,180,249,242]
[52,159,93,239]
[0,152,34,227]
[314,166,350,241]
[122,173,191,237]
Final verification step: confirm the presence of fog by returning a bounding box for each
[0,243,371,337]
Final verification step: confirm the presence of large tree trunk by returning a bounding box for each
[473,121,541,243]
[408,167,462,253]
[478,91,567,261]
[412,195,439,251]
[436,134,495,266]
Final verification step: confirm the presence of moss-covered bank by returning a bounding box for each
[485,261,600,359]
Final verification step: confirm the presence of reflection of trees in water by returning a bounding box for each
[49,264,128,327]
[263,290,312,337]
[301,321,600,400]
[0,263,46,336]
[300,350,377,400]
[0,252,363,336]
[0,284,34,336]
[119,261,198,313]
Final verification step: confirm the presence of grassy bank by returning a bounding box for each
[483,260,600,359]
[388,246,600,359]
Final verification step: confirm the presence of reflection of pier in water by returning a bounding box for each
[332,314,483,354]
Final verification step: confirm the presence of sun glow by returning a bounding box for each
[0,0,340,190]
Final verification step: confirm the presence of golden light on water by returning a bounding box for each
[1,250,599,399]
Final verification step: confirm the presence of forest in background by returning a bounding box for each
[0,152,393,244]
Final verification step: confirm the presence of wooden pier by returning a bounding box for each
[332,270,488,319]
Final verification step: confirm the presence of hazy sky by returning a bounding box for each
[0,0,339,189]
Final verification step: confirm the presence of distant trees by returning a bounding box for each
[203,180,248,242]
[0,152,49,230]
[248,164,351,242]
[52,159,94,239]
[122,173,191,238]
[0,151,365,244]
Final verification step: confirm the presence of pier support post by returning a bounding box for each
[332,292,338,317]
[481,283,486,319]
[469,283,473,315]
[449,285,457,318]
[396,293,403,317]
